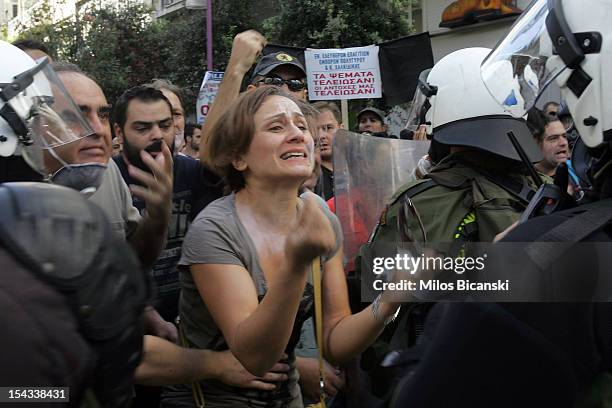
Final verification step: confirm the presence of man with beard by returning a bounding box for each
[114,86,223,335]
[180,123,201,160]
[534,116,570,178]
[113,85,223,407]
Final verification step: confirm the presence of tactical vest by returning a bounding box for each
[359,153,538,400]
[368,155,537,253]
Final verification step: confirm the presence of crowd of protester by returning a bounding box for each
[2,1,612,405]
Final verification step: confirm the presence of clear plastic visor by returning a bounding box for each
[481,0,567,117]
[405,86,429,132]
[8,60,94,149]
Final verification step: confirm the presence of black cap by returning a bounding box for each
[251,52,306,82]
[357,107,386,123]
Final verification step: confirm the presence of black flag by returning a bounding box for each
[378,32,434,105]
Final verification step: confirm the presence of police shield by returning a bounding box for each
[332,129,430,270]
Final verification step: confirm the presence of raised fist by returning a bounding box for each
[286,193,337,268]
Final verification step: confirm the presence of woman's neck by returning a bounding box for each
[236,182,300,231]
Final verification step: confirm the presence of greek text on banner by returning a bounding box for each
[305,45,382,100]
[196,71,224,124]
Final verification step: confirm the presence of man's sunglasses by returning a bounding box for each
[257,77,307,92]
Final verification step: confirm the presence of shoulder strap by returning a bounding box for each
[389,179,438,206]
[178,322,206,408]
[525,199,612,270]
[475,168,536,205]
[311,258,327,408]
[402,179,438,201]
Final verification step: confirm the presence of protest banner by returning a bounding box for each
[266,33,433,105]
[196,71,224,124]
[305,45,382,100]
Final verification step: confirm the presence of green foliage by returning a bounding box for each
[75,3,168,105]
[261,0,417,122]
[12,0,79,59]
[15,0,260,112]
[13,0,416,115]
[262,0,415,48]
[16,2,167,104]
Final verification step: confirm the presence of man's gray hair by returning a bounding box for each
[147,78,184,107]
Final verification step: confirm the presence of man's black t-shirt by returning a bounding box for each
[316,165,334,201]
[115,155,224,322]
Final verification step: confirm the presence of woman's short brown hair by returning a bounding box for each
[296,100,320,148]
[208,85,304,192]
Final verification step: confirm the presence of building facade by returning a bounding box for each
[0,0,20,27]
[2,0,197,39]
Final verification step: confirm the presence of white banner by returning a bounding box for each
[196,71,224,125]
[305,45,382,100]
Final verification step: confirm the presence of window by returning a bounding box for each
[12,4,18,18]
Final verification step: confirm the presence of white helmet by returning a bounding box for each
[481,0,611,149]
[407,47,541,162]
[0,40,94,175]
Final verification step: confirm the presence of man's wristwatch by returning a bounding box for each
[371,294,401,326]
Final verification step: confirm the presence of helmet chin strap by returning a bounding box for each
[44,144,72,180]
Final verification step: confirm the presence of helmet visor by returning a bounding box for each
[405,69,434,132]
[405,87,428,132]
[8,59,94,149]
[481,0,567,117]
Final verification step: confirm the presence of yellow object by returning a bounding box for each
[441,0,522,27]
[306,258,327,408]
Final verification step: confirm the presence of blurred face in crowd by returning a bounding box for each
[539,120,569,171]
[160,88,185,138]
[235,95,314,186]
[317,109,342,163]
[358,112,386,133]
[44,72,112,173]
[544,103,559,118]
[112,137,122,156]
[190,127,202,151]
[115,98,175,171]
